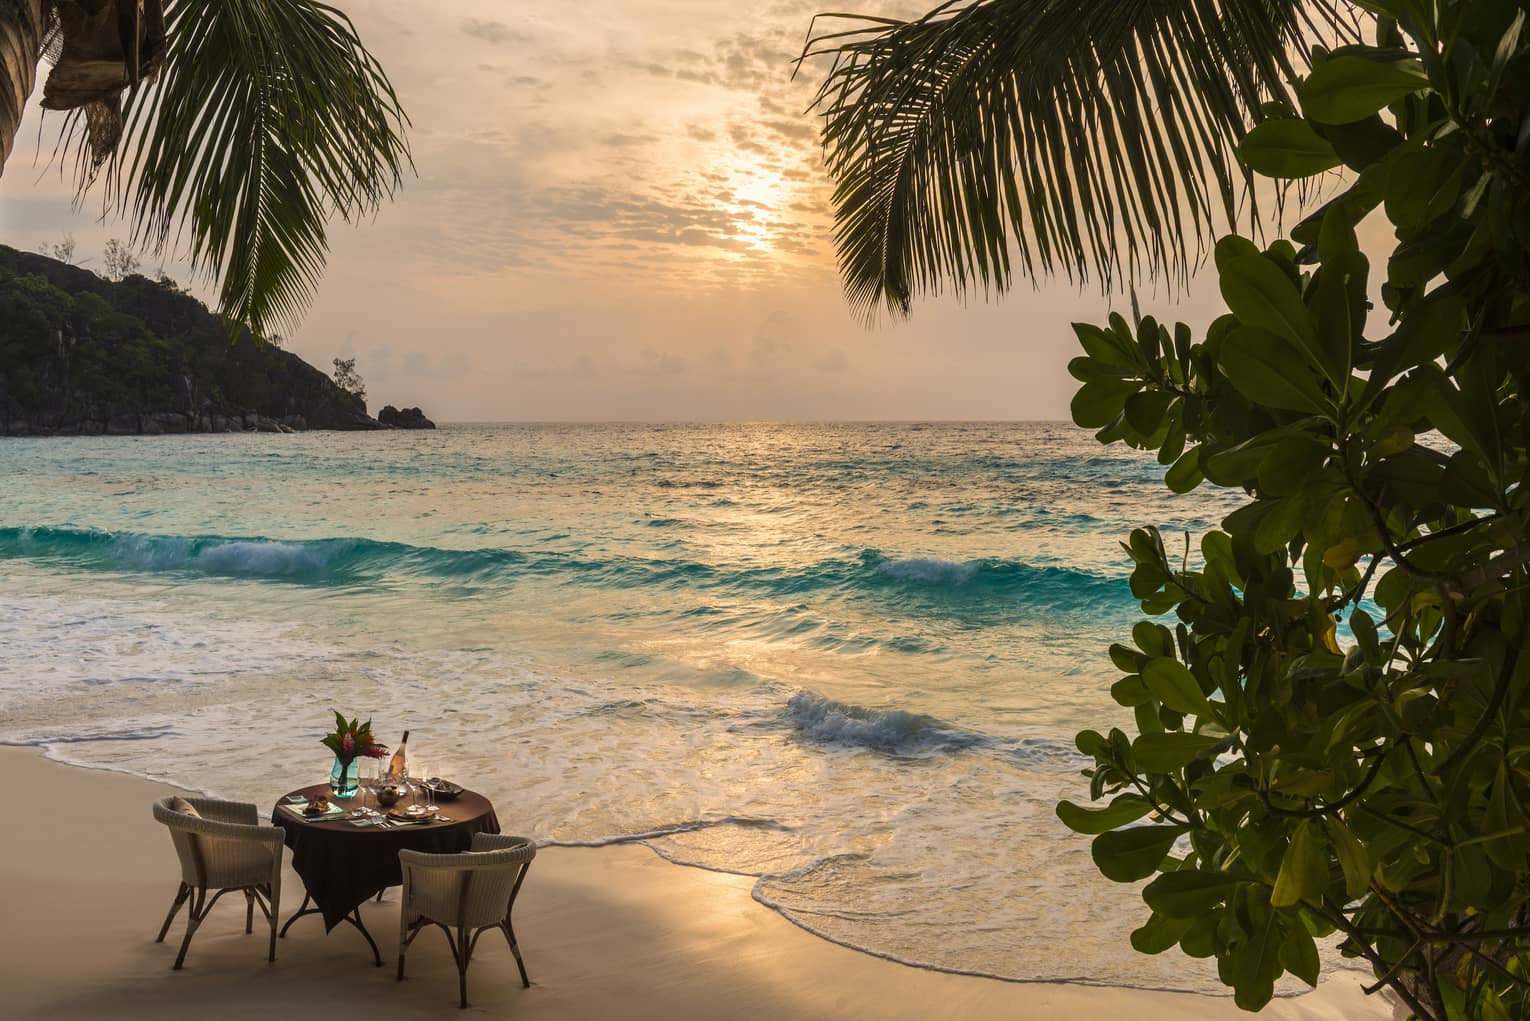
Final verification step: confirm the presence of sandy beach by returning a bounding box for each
[0,747,1391,1020]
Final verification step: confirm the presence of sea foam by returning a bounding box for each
[782,691,985,755]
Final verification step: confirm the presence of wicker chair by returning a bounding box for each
[397,834,536,1008]
[150,796,285,970]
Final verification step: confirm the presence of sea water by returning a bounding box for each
[0,423,1343,992]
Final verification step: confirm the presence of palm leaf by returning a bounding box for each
[100,0,410,337]
[801,0,1362,319]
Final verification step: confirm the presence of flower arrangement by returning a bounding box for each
[321,712,389,768]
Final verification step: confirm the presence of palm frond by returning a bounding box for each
[801,0,1362,320]
[102,0,410,337]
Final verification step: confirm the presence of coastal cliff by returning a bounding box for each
[0,245,433,435]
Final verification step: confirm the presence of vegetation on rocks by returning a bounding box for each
[0,244,396,435]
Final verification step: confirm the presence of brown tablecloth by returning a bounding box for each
[271,783,500,931]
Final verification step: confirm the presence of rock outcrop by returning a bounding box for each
[0,245,434,436]
[377,405,435,429]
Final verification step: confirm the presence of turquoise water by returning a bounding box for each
[0,422,1309,991]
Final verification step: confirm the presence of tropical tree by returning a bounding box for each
[0,0,408,337]
[331,355,363,402]
[102,236,137,280]
[801,0,1363,318]
[807,0,1530,1017]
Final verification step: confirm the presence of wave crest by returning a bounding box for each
[0,527,1128,618]
[874,556,979,586]
[782,692,985,755]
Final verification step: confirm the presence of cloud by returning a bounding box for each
[638,348,688,376]
[814,347,849,372]
[402,350,470,381]
[460,18,532,46]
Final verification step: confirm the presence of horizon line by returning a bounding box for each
[417,418,1077,426]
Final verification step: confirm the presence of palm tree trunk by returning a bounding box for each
[0,0,46,178]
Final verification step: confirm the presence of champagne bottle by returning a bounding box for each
[387,730,410,780]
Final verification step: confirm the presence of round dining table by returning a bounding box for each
[270,782,500,965]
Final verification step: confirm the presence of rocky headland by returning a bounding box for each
[0,245,434,436]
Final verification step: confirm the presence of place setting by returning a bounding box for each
[277,716,465,829]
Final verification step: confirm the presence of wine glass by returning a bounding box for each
[415,760,432,810]
[359,759,377,815]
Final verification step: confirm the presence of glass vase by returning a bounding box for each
[329,755,360,799]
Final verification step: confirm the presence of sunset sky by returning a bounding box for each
[0,0,1231,421]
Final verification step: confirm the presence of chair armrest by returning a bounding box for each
[244,823,287,846]
[401,837,535,872]
[471,833,536,855]
[158,809,285,846]
[187,798,260,826]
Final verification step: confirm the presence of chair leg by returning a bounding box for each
[173,888,206,970]
[458,924,471,1009]
[155,883,190,943]
[398,918,415,981]
[267,885,279,963]
[245,890,255,934]
[503,920,530,988]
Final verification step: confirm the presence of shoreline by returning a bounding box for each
[2,746,1392,1019]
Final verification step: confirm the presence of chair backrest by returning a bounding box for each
[400,835,536,930]
[151,796,278,889]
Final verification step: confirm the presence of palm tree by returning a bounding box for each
[0,0,409,337]
[801,0,1361,319]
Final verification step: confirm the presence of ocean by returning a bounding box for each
[1,422,1322,993]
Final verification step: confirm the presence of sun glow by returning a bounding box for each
[719,167,804,256]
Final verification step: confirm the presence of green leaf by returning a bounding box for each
[1322,818,1372,899]
[1232,903,1283,1011]
[1071,377,1141,429]
[1142,869,1238,917]
[1074,729,1109,758]
[1125,389,1174,434]
[1091,824,1186,883]
[1130,912,1195,954]
[1214,235,1262,273]
[1366,295,1463,393]
[1219,255,1325,380]
[1164,446,1204,494]
[1074,323,1137,369]
[1142,658,1214,716]
[1279,922,1320,986]
[1312,250,1365,384]
[1254,496,1306,555]
[1220,327,1331,414]
[1111,675,1154,707]
[1257,437,1328,498]
[1237,119,1342,178]
[1386,149,1463,229]
[1132,731,1222,772]
[1109,643,1146,672]
[1204,433,1283,486]
[1298,56,1429,124]
[1057,796,1155,835]
[1132,620,1171,657]
[1271,820,1328,908]
[1179,912,1219,958]
[1314,114,1402,172]
[1483,767,1530,871]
